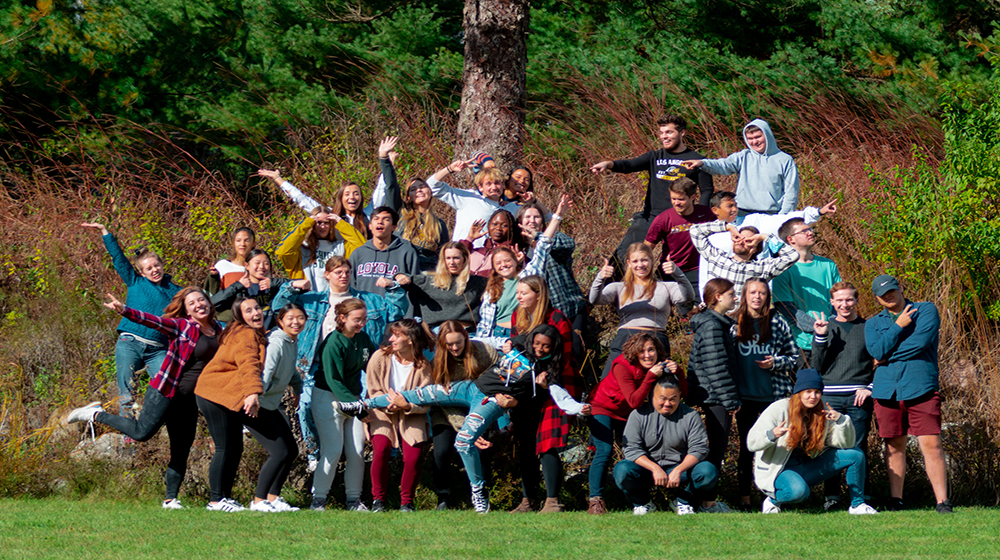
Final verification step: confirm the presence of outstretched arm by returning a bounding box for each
[257,169,322,212]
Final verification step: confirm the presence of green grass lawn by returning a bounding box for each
[1,499,998,559]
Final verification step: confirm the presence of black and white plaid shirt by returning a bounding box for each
[690,220,799,299]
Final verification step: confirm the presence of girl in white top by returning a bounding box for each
[590,242,695,379]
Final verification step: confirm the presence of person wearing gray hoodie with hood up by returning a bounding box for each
[683,119,799,217]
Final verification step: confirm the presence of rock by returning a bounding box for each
[71,433,132,462]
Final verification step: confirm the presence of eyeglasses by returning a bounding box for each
[792,227,814,236]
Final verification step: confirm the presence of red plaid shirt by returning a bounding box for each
[122,308,222,399]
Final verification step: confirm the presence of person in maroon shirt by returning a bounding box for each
[643,177,716,305]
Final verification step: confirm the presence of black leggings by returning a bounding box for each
[735,400,771,497]
[511,398,562,500]
[197,396,298,501]
[96,388,198,500]
[432,424,458,498]
[245,408,299,500]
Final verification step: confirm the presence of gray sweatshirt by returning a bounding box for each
[260,329,303,410]
[622,402,709,466]
[700,119,799,214]
[348,235,420,317]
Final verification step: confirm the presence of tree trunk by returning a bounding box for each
[455,0,529,170]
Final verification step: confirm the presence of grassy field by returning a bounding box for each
[1,499,998,559]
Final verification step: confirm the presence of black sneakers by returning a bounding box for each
[935,500,954,514]
[337,400,367,417]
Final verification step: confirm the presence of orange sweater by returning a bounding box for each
[194,324,266,411]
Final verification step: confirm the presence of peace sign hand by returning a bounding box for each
[813,311,829,336]
[823,402,842,421]
[772,420,789,438]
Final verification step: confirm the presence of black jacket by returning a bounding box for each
[686,309,740,410]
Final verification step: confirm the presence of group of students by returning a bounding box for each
[66,117,951,515]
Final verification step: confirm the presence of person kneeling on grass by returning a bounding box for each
[747,369,877,515]
[613,375,722,516]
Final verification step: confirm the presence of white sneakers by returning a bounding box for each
[632,502,656,516]
[205,498,246,512]
[65,402,103,424]
[848,503,878,515]
[161,499,183,510]
[762,497,781,514]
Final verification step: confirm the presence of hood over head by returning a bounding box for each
[742,119,781,156]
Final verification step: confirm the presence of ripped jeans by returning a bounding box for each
[365,381,504,489]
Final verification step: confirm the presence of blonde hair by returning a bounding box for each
[621,243,656,304]
[431,242,471,295]
[400,178,443,250]
[513,275,551,335]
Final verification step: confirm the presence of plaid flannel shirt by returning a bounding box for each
[121,307,222,399]
[525,231,586,319]
[689,220,799,299]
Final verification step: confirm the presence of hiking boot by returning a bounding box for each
[538,497,564,513]
[509,497,536,513]
[586,497,607,515]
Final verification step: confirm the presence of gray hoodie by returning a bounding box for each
[260,329,303,410]
[348,235,420,317]
[700,119,799,214]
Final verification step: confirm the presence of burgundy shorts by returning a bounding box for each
[874,391,942,438]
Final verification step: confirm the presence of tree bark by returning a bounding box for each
[455,0,529,170]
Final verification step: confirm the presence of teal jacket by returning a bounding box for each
[103,234,180,344]
[865,300,940,401]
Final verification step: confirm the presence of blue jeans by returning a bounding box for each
[613,459,719,506]
[774,447,867,507]
[114,334,167,411]
[822,393,873,497]
[587,414,626,498]
[297,377,320,463]
[366,381,504,489]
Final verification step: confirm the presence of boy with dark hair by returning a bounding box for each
[590,114,714,279]
[348,206,419,314]
[643,177,716,299]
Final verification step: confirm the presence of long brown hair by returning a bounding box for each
[513,275,551,335]
[380,319,433,369]
[734,278,773,344]
[431,242,471,295]
[220,296,267,346]
[334,298,366,332]
[785,392,828,457]
[400,178,443,249]
[332,182,369,238]
[621,243,656,304]
[485,246,520,304]
[304,205,335,267]
[431,320,487,388]
[163,286,216,323]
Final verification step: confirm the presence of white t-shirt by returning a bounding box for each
[389,356,414,392]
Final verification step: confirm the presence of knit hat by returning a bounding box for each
[872,274,901,297]
[792,369,823,394]
[470,151,494,173]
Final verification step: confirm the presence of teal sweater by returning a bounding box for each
[103,234,180,344]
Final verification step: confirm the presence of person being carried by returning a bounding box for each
[682,119,798,217]
[589,114,714,279]
[613,375,721,516]
[865,275,951,513]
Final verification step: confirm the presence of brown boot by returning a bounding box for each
[509,497,536,513]
[539,497,564,513]
[586,497,607,515]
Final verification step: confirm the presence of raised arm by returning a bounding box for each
[83,223,141,286]
[257,169,322,212]
[378,137,403,212]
